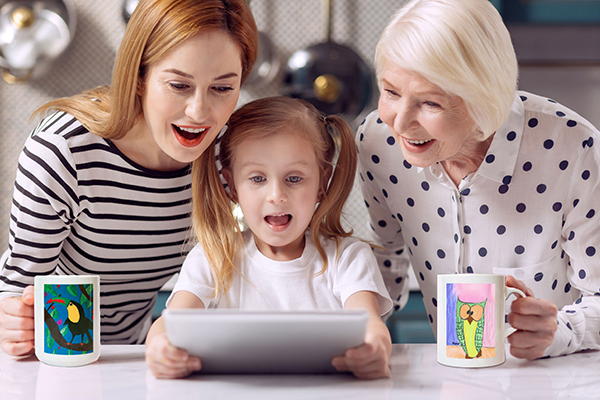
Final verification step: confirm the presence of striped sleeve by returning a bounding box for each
[1,112,193,344]
[2,112,79,290]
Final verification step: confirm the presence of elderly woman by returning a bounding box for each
[358,0,599,360]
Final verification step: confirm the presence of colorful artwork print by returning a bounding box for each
[445,283,495,359]
[44,283,94,355]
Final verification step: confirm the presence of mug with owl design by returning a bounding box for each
[34,275,100,366]
[437,274,525,368]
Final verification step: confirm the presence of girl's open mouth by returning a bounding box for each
[265,214,292,231]
[172,124,208,148]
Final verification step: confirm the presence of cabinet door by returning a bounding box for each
[494,0,600,24]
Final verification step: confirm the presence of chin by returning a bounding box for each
[402,155,434,168]
[171,148,206,164]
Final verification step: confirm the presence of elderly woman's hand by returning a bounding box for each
[505,276,558,360]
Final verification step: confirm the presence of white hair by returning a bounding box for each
[375,0,518,139]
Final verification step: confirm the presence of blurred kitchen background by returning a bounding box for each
[1,0,599,342]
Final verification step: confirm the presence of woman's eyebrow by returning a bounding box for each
[162,69,239,80]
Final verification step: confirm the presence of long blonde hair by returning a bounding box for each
[192,96,358,298]
[34,0,258,139]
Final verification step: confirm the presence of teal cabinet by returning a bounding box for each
[153,291,170,320]
[387,291,436,344]
[492,0,600,24]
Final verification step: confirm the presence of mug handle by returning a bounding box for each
[504,286,526,337]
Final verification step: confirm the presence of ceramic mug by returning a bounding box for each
[34,275,100,366]
[437,274,525,368]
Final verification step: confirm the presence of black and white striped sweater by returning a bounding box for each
[0,111,193,343]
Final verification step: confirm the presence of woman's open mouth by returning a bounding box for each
[172,124,208,148]
[403,137,435,152]
[265,214,292,231]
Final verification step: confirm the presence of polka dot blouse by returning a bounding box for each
[357,91,600,357]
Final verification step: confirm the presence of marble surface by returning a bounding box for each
[1,344,598,399]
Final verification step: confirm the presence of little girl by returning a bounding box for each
[145,97,393,379]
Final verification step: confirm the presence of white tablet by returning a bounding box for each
[162,309,368,374]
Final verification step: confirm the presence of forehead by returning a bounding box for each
[381,63,450,95]
[150,29,242,72]
[233,132,318,165]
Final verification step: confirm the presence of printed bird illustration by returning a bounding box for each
[64,299,93,345]
[456,298,486,359]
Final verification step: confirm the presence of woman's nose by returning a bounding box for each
[394,104,418,134]
[186,93,208,121]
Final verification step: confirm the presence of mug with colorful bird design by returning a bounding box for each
[437,274,525,368]
[34,275,100,366]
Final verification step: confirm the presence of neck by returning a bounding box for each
[113,117,188,171]
[441,133,494,187]
[254,235,306,262]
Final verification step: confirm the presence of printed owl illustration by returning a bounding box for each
[456,298,487,359]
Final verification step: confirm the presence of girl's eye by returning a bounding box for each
[250,176,265,183]
[287,176,302,183]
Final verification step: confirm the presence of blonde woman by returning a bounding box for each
[0,0,258,356]
[360,0,600,360]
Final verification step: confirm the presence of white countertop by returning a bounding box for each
[1,344,598,399]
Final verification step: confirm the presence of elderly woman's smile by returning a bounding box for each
[377,64,484,181]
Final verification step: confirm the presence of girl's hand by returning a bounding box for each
[145,291,205,378]
[331,329,391,379]
[145,332,201,379]
[0,285,35,357]
[505,275,558,360]
[334,291,392,379]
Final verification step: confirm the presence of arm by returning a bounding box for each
[508,132,600,359]
[145,291,204,379]
[356,115,411,312]
[332,291,392,379]
[0,116,78,356]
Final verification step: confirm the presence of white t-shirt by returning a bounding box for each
[170,230,392,315]
[357,91,600,357]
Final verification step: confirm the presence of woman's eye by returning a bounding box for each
[169,82,190,91]
[250,176,265,183]
[287,176,302,183]
[425,101,441,108]
[385,89,399,97]
[213,86,235,93]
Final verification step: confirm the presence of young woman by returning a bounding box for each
[0,0,258,356]
[145,97,393,379]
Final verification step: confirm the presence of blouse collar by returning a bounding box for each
[421,92,525,184]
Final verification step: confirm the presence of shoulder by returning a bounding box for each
[33,112,90,139]
[184,243,210,264]
[518,91,599,147]
[356,110,392,150]
[316,234,374,260]
[356,109,404,161]
[27,111,105,155]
